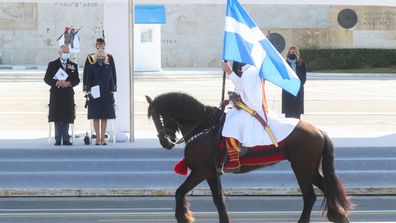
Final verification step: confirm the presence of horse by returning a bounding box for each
[146,92,352,223]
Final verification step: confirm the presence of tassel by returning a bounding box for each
[174,159,189,176]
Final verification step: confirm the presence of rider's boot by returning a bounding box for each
[224,137,241,171]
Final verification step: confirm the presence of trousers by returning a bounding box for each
[54,122,70,142]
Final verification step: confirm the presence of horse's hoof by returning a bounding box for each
[329,216,350,223]
[342,217,350,223]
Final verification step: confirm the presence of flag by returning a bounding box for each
[222,0,301,96]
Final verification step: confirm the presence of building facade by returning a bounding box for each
[0,1,395,67]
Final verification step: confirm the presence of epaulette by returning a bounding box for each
[87,54,95,64]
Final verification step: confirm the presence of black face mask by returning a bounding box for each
[288,54,297,60]
[97,59,105,66]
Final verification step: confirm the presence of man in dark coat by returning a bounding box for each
[83,38,116,92]
[282,46,306,119]
[44,45,80,145]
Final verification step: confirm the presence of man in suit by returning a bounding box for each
[44,45,80,146]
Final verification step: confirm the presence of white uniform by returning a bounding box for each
[222,64,298,147]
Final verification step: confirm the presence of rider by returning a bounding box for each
[221,61,277,171]
[222,61,266,170]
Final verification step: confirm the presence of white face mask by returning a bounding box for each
[61,53,70,60]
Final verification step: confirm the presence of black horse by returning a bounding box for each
[146,92,352,223]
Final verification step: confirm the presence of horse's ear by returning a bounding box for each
[145,95,153,104]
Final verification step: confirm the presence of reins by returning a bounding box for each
[158,119,201,146]
[171,122,201,145]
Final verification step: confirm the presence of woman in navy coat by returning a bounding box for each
[85,49,116,145]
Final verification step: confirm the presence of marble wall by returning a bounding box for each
[0,2,104,65]
[0,2,394,67]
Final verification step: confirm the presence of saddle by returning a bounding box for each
[219,138,286,168]
[173,138,286,176]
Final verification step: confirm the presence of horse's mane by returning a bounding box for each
[148,92,221,126]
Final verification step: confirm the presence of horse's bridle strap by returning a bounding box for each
[186,125,216,145]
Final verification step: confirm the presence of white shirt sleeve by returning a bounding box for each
[229,71,244,93]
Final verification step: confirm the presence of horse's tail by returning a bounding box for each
[320,130,352,218]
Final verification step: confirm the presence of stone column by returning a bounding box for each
[104,0,133,141]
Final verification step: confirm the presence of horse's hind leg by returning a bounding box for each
[314,175,350,223]
[292,166,317,223]
[207,177,230,223]
[175,171,204,223]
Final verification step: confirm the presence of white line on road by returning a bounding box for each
[0,209,395,217]
[0,208,173,212]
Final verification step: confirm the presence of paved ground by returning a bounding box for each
[0,69,395,197]
[0,69,395,147]
[0,146,394,197]
[0,196,395,222]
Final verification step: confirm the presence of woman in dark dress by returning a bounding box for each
[282,46,306,119]
[85,49,116,145]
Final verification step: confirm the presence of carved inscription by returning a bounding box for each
[54,3,99,8]
[362,11,396,30]
[0,3,38,29]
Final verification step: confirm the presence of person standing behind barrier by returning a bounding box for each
[282,46,306,119]
[83,38,117,92]
[44,45,80,146]
[85,49,116,145]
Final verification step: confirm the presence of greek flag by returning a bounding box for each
[222,0,301,96]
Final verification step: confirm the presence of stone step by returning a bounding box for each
[0,158,395,173]
[0,171,394,190]
[0,147,394,196]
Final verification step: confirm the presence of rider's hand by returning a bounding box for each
[222,62,232,75]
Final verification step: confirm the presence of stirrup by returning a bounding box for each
[217,167,224,175]
[223,167,241,173]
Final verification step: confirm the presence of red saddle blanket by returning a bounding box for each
[219,139,286,166]
[174,140,286,176]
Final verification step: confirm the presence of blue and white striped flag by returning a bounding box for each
[222,0,301,96]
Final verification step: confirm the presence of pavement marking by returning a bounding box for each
[0,208,173,212]
[0,209,395,216]
[96,218,299,222]
[337,157,396,161]
[94,210,396,222]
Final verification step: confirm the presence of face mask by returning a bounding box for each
[97,59,105,66]
[288,54,297,60]
[61,53,70,60]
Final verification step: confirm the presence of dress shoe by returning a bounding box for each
[54,141,61,146]
[63,140,73,146]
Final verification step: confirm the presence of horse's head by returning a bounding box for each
[146,93,224,149]
[146,95,178,150]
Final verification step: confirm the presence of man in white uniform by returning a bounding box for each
[221,61,298,170]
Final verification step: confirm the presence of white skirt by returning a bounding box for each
[222,109,299,147]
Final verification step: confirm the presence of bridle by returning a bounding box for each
[156,115,218,146]
[157,117,202,146]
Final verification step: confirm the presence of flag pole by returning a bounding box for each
[128,0,135,142]
[220,64,227,111]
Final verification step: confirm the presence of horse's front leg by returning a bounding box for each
[175,171,205,223]
[207,177,230,223]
